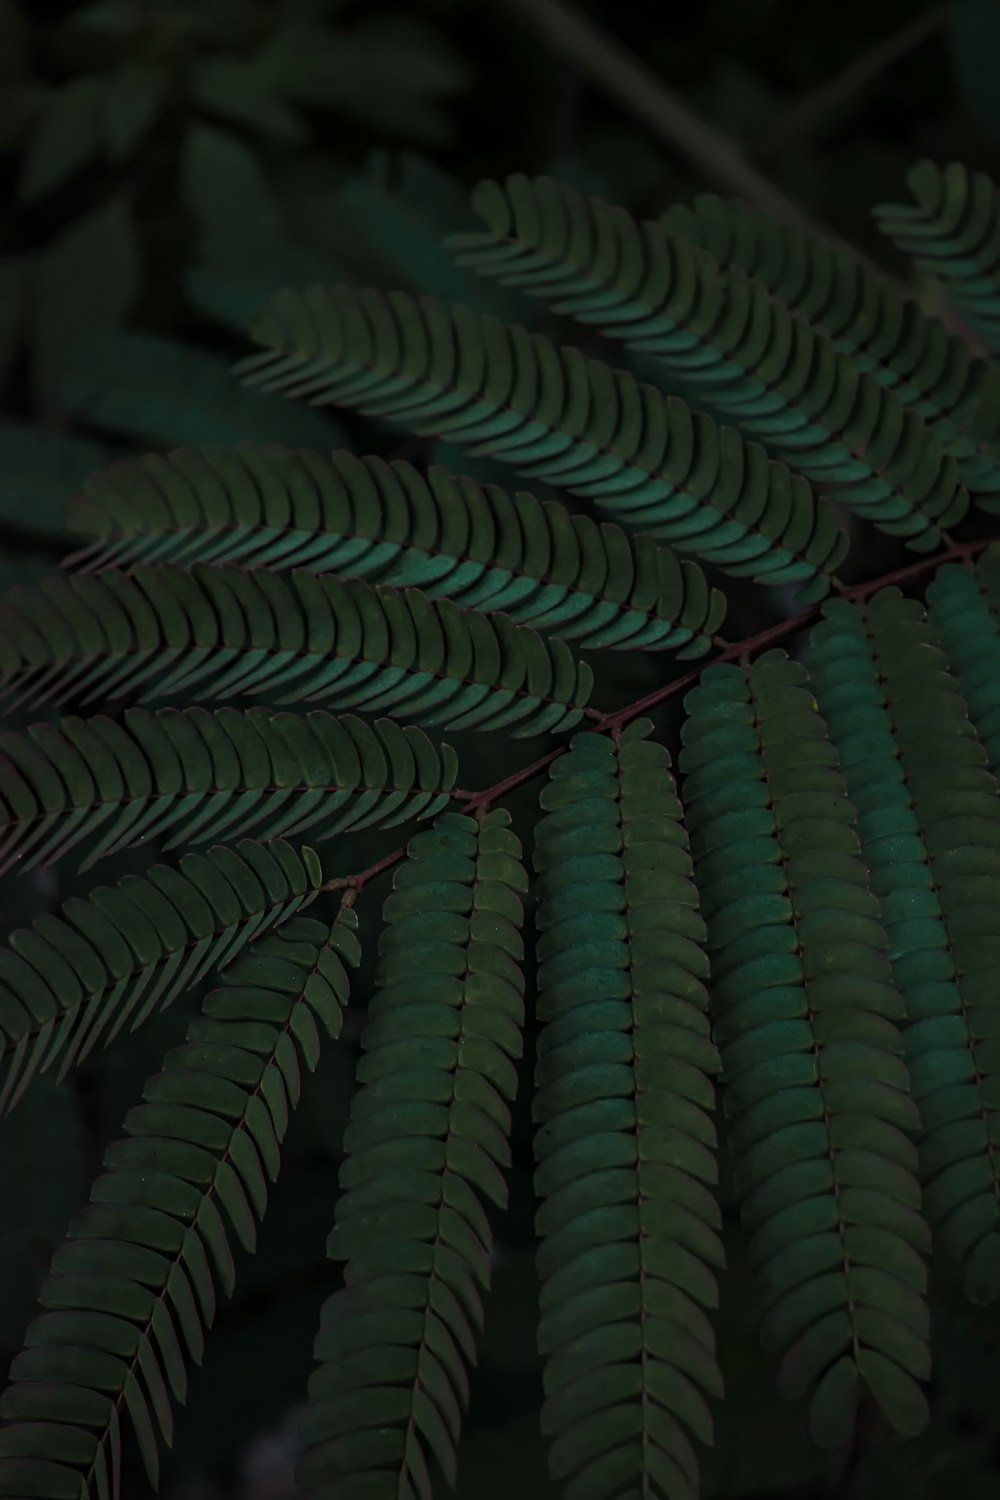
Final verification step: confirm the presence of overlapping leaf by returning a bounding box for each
[807,586,1000,1304]
[0,708,458,877]
[0,563,592,736]
[875,162,1000,359]
[298,808,526,1498]
[237,284,848,601]
[680,653,931,1447]
[660,190,1000,509]
[923,545,1000,779]
[0,908,359,1500]
[446,174,967,552]
[532,719,723,1500]
[0,838,321,1117]
[62,445,725,658]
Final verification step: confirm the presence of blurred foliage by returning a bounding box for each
[2,1,1000,1497]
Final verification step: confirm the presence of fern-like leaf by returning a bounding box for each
[807,581,1000,1304]
[680,652,931,1447]
[61,445,726,655]
[0,838,321,1115]
[659,189,1000,508]
[0,564,592,735]
[236,284,848,601]
[447,174,967,552]
[0,909,359,1500]
[532,719,723,1500]
[874,161,1000,360]
[0,708,458,876]
[298,807,526,1498]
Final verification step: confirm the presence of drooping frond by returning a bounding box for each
[0,708,458,876]
[874,162,1000,359]
[236,284,849,600]
[680,653,931,1447]
[61,445,726,656]
[806,583,1000,1304]
[446,174,967,552]
[0,563,593,736]
[0,838,321,1116]
[298,808,526,1498]
[923,546,1000,779]
[0,908,359,1500]
[531,719,723,1500]
[659,189,1000,509]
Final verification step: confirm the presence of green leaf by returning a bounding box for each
[192,58,308,144]
[181,124,281,247]
[49,330,344,451]
[32,198,140,401]
[101,61,167,161]
[0,421,109,537]
[18,77,104,201]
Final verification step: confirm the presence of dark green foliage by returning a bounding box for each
[300,809,526,1497]
[449,175,966,551]
[0,907,359,1499]
[6,147,1000,1500]
[238,285,849,601]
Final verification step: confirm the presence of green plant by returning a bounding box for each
[4,153,1000,1500]
[0,0,476,554]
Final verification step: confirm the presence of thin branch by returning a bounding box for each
[321,529,999,897]
[750,5,950,159]
[492,0,905,292]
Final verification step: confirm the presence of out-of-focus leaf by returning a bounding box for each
[286,150,528,318]
[18,75,105,200]
[101,59,167,159]
[51,327,347,450]
[0,420,108,535]
[259,16,469,144]
[193,57,309,144]
[950,0,1000,143]
[182,122,282,245]
[186,242,352,332]
[31,196,140,399]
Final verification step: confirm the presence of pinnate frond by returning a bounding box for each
[237,284,848,600]
[63,445,726,656]
[0,708,458,876]
[532,720,723,1500]
[680,653,931,1447]
[449,174,967,552]
[807,580,1000,1304]
[298,808,527,1498]
[660,189,1000,509]
[0,909,359,1500]
[0,838,321,1116]
[875,161,1000,360]
[0,564,592,736]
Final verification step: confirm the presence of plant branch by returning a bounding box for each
[320,529,998,898]
[750,6,950,159]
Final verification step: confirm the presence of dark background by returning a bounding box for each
[1,2,1000,1497]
